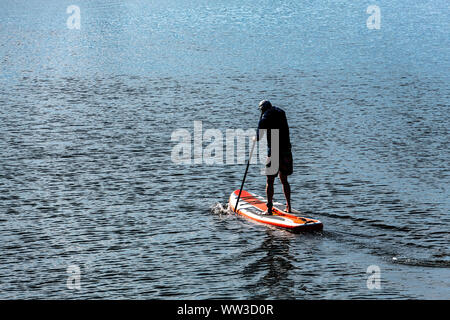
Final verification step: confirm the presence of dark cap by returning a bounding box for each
[258,100,272,112]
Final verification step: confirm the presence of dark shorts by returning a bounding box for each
[265,150,293,176]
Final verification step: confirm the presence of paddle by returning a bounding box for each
[234,112,264,212]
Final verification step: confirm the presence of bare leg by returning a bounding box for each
[266,175,275,213]
[279,173,291,212]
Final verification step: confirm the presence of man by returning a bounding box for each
[256,100,293,215]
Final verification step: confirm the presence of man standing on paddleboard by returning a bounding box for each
[256,100,293,215]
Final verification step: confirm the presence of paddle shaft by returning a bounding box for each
[234,112,263,212]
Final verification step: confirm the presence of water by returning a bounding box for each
[0,0,449,299]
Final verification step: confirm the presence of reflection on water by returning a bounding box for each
[242,230,297,299]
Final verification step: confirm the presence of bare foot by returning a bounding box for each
[285,205,291,213]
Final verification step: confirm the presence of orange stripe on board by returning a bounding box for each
[233,190,316,225]
[234,190,267,211]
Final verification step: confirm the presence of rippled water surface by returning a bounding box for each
[0,0,449,299]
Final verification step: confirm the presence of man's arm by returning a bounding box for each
[256,113,268,141]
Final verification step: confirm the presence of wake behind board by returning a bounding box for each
[229,190,323,232]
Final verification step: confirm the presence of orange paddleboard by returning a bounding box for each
[229,190,323,232]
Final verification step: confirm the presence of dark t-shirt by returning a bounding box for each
[257,106,291,156]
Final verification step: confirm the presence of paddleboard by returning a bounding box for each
[229,190,323,232]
